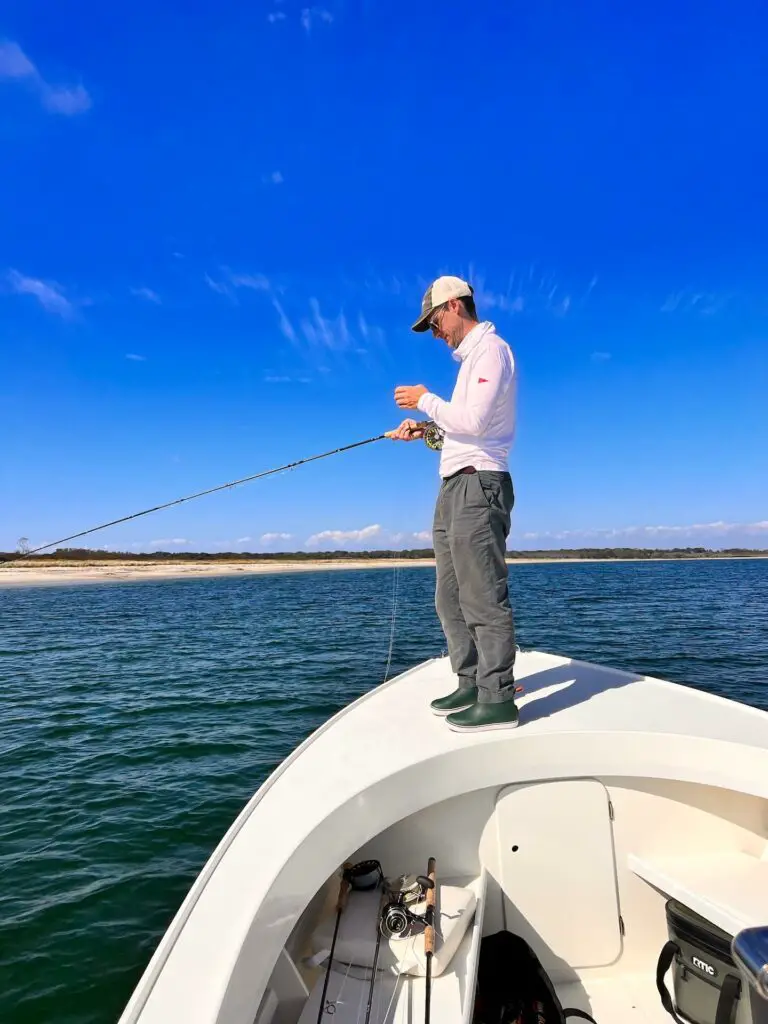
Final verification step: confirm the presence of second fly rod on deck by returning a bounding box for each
[0,423,445,564]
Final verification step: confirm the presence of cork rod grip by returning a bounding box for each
[424,857,437,955]
[336,861,353,913]
[384,421,432,438]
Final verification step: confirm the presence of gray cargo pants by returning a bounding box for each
[432,469,516,704]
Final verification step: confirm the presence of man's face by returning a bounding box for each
[429,300,464,348]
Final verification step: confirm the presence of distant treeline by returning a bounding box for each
[3,546,767,563]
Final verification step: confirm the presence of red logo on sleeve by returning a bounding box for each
[478,377,489,383]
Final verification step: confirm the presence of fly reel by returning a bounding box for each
[379,872,435,940]
[422,423,444,452]
[390,421,444,450]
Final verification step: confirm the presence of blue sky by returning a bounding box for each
[1,0,767,553]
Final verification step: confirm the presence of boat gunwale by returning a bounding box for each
[118,656,439,1024]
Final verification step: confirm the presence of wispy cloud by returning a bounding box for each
[271,296,299,344]
[461,263,599,320]
[262,170,284,185]
[125,353,147,361]
[661,288,731,316]
[356,271,408,297]
[204,269,384,364]
[204,272,231,298]
[358,264,594,320]
[6,268,75,318]
[205,267,302,346]
[0,39,91,115]
[0,40,36,78]
[301,7,334,33]
[300,298,354,351]
[289,296,388,367]
[42,85,91,115]
[266,3,332,32]
[264,374,311,383]
[306,524,382,547]
[229,272,271,291]
[357,312,387,350]
[581,275,598,304]
[591,351,611,362]
[471,280,526,315]
[131,287,161,304]
[520,520,768,547]
[205,268,272,302]
[261,532,293,543]
[303,299,338,348]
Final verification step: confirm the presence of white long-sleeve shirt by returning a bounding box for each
[416,320,517,479]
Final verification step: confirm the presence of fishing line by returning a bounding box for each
[379,930,418,1024]
[382,559,400,684]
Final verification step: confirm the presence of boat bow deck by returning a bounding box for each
[119,650,768,1024]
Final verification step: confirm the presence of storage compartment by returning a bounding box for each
[657,900,745,1024]
[495,779,622,975]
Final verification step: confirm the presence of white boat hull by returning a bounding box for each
[118,650,768,1024]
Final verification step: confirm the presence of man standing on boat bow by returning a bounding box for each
[390,275,519,732]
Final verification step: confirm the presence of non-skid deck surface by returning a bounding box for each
[297,929,474,1024]
[297,961,671,1024]
[558,974,672,1023]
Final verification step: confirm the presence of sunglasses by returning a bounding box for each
[429,304,448,333]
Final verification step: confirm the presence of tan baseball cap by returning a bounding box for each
[411,275,474,332]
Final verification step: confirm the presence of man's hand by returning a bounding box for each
[394,384,428,410]
[386,418,425,441]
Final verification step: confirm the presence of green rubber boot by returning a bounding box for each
[446,700,520,732]
[430,685,478,717]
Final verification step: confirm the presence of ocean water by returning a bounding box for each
[2,559,767,1024]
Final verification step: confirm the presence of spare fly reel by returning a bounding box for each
[379,872,435,940]
[346,859,383,891]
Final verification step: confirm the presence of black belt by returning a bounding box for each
[443,466,476,481]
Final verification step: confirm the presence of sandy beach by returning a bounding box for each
[0,559,441,587]
[1,554,765,587]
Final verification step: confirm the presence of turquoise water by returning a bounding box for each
[2,559,767,1023]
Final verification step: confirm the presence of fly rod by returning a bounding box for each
[364,883,388,1024]
[316,861,353,1024]
[424,857,436,1024]
[1,424,444,565]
